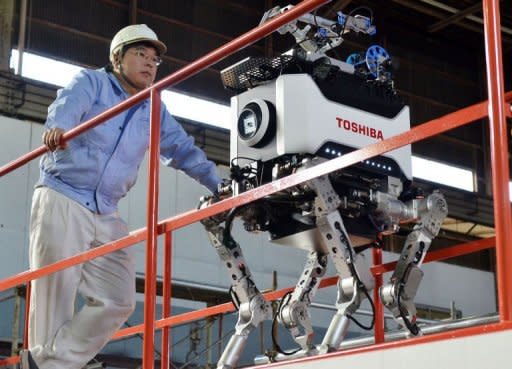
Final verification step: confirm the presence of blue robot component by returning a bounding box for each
[365,45,391,78]
[346,52,365,66]
[317,27,329,38]
[337,12,347,27]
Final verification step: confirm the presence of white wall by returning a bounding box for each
[0,116,43,277]
[0,116,497,332]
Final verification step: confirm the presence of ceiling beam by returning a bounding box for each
[0,0,14,71]
[391,0,483,33]
[129,0,137,24]
[419,0,512,36]
[391,0,512,44]
[428,2,482,33]
[100,0,264,53]
[209,0,262,18]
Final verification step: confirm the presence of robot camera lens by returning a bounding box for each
[237,100,276,148]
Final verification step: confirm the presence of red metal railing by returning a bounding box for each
[482,0,512,321]
[144,88,162,367]
[0,0,510,367]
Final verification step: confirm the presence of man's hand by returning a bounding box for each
[43,128,68,151]
[198,184,233,227]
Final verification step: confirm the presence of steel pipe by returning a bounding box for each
[483,0,512,321]
[22,282,31,349]
[16,0,27,75]
[161,232,173,369]
[339,314,500,350]
[372,247,385,343]
[143,89,162,369]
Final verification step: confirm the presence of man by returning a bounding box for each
[21,24,221,369]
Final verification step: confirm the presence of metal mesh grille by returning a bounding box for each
[220,55,295,92]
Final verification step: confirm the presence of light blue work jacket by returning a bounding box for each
[38,68,221,214]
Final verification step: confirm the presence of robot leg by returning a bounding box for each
[276,250,328,354]
[380,191,448,335]
[308,174,375,353]
[203,216,272,369]
[316,211,375,352]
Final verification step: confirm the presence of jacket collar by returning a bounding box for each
[103,68,128,98]
[102,68,149,107]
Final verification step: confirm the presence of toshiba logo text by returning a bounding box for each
[336,117,384,140]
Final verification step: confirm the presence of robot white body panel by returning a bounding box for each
[230,73,412,180]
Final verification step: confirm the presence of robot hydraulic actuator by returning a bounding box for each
[199,4,448,368]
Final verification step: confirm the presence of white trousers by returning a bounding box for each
[28,187,136,369]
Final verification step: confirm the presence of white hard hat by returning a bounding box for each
[110,24,167,58]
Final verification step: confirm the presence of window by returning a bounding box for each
[411,156,474,191]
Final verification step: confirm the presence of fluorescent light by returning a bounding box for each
[161,91,230,130]
[412,156,474,192]
[10,49,84,87]
[10,49,230,129]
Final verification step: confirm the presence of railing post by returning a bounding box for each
[161,232,173,369]
[143,88,161,369]
[11,288,21,369]
[482,0,512,321]
[372,248,384,343]
[23,282,30,349]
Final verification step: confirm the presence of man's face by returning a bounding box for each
[118,45,160,89]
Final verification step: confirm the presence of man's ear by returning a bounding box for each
[112,52,122,70]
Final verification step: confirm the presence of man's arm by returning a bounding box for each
[159,110,221,193]
[43,69,98,151]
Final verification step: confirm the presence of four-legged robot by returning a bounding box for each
[200,4,449,368]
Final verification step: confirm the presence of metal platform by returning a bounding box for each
[251,315,510,369]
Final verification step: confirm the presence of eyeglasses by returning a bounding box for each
[128,48,162,66]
